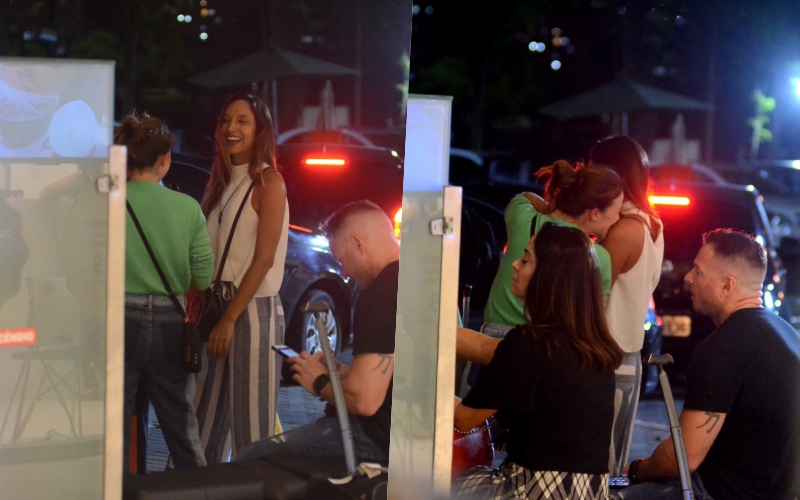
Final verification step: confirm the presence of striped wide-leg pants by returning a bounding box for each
[193,283,285,464]
[609,351,642,476]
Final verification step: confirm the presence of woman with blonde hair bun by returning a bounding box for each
[116,111,214,471]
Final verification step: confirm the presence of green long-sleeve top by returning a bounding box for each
[483,193,612,327]
[125,181,214,295]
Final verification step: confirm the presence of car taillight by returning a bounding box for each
[649,195,691,206]
[394,208,402,241]
[289,224,312,233]
[304,157,347,167]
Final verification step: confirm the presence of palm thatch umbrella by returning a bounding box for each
[537,78,710,121]
[188,45,358,133]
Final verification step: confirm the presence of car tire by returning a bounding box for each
[284,289,342,381]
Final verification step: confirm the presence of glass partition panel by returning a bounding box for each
[0,58,121,500]
[389,95,461,499]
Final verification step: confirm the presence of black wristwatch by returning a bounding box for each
[627,458,644,484]
[313,373,331,396]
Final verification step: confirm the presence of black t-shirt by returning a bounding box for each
[351,260,399,454]
[684,308,800,500]
[462,326,615,474]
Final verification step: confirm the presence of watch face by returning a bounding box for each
[314,373,330,395]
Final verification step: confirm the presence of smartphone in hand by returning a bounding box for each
[608,476,630,489]
[271,344,301,359]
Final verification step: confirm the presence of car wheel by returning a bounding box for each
[284,289,342,380]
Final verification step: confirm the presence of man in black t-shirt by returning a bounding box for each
[614,229,800,500]
[236,200,398,463]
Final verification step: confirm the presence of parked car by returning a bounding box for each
[650,182,788,391]
[718,160,800,247]
[163,144,405,361]
[649,162,730,186]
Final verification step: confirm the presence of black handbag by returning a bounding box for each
[191,181,256,341]
[126,201,203,373]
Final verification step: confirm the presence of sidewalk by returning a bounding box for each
[145,345,679,472]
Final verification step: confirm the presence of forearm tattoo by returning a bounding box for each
[696,411,721,434]
[372,354,393,375]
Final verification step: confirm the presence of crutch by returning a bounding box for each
[645,353,694,500]
[303,301,357,476]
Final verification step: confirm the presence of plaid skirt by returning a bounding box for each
[453,460,609,500]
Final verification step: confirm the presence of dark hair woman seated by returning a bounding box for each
[453,222,625,500]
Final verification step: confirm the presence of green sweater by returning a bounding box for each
[483,193,612,327]
[125,181,214,295]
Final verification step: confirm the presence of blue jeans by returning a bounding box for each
[123,301,206,471]
[610,473,714,500]
[234,414,388,464]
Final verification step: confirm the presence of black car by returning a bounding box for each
[650,182,787,391]
[163,143,404,359]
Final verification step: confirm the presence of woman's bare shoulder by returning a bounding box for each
[606,216,645,243]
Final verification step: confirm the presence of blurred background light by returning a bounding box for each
[551,60,562,70]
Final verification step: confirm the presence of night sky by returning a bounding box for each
[3,0,800,166]
[409,0,800,166]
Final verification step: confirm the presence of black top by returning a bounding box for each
[351,260,399,454]
[685,307,800,500]
[463,326,615,474]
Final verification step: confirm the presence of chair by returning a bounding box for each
[0,278,102,444]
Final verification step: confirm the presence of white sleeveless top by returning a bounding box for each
[206,163,289,298]
[605,202,664,353]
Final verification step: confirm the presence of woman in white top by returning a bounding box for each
[591,135,665,476]
[193,92,290,463]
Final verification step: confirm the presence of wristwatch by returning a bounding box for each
[313,373,331,396]
[627,458,644,484]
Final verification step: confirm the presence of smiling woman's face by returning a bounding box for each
[511,234,537,300]
[220,99,256,165]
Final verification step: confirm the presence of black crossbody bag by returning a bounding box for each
[192,181,256,341]
[127,201,203,373]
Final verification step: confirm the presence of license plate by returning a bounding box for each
[661,315,691,338]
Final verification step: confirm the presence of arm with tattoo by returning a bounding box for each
[318,352,394,416]
[632,408,727,481]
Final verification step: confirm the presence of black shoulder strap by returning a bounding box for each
[126,201,188,321]
[212,180,257,286]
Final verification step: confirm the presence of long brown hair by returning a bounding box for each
[589,135,658,218]
[536,160,623,218]
[114,111,174,172]
[522,222,624,371]
[201,92,277,216]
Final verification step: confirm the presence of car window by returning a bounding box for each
[161,161,210,203]
[449,155,484,186]
[488,158,532,185]
[762,167,800,196]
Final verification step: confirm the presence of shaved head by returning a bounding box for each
[325,200,400,288]
[704,229,767,287]
[685,229,767,326]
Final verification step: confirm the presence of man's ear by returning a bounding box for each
[721,274,737,295]
[351,232,367,255]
